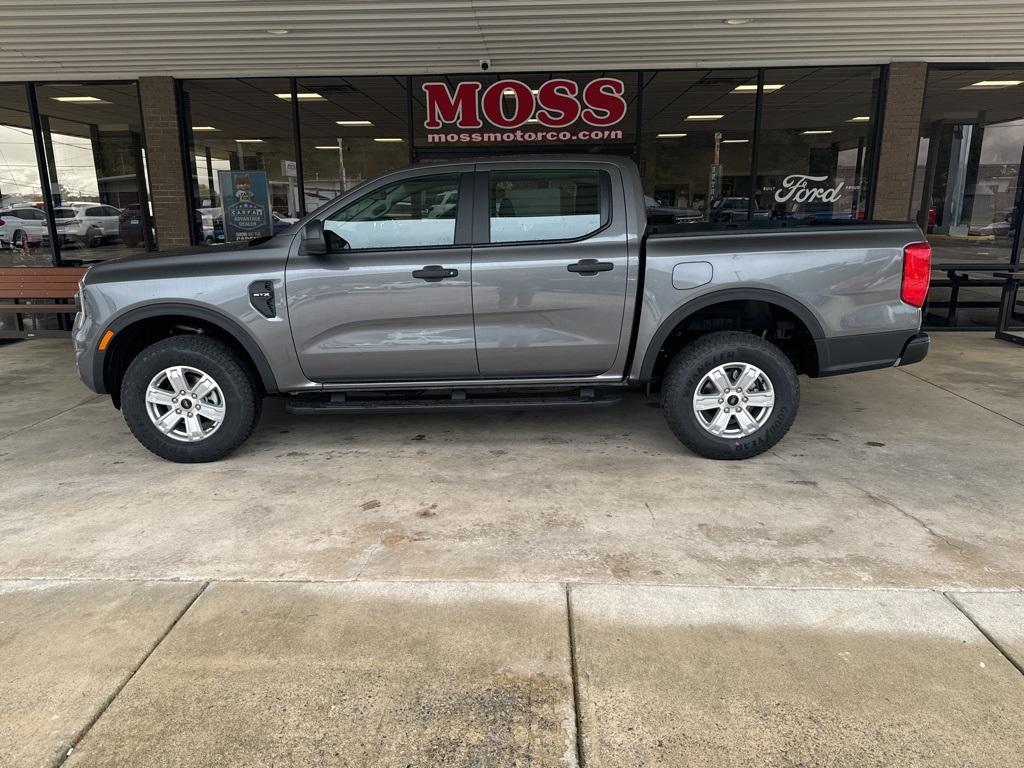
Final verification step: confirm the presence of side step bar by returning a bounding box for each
[285,387,623,415]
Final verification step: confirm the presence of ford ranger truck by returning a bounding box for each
[73,156,931,463]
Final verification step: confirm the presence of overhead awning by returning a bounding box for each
[1,0,1023,80]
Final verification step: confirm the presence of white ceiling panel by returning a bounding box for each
[0,0,1021,80]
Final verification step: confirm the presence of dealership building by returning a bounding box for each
[1,0,1023,334]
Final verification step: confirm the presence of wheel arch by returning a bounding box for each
[637,288,826,384]
[98,303,279,406]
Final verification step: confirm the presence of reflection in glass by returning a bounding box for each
[916,69,1024,267]
[488,169,602,243]
[755,67,879,221]
[36,82,152,262]
[639,70,757,223]
[298,77,410,212]
[0,85,55,267]
[324,174,459,250]
[913,67,1024,328]
[184,79,299,244]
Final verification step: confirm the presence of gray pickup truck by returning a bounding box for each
[73,155,931,463]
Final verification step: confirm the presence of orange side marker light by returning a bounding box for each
[98,329,115,351]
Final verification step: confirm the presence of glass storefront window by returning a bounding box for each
[184,78,299,244]
[0,85,55,267]
[296,76,410,212]
[36,82,151,262]
[639,70,757,223]
[755,67,879,221]
[913,66,1024,329]
[915,67,1024,267]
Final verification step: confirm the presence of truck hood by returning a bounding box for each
[83,234,294,286]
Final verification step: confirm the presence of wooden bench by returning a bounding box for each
[0,267,87,338]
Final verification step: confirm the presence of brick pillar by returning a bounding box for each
[138,76,193,249]
[872,62,928,221]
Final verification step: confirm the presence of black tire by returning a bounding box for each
[13,230,25,249]
[87,227,103,248]
[661,331,799,460]
[120,335,262,463]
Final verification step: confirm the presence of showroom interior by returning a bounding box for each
[0,49,1022,338]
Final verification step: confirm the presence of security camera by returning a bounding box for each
[479,59,491,72]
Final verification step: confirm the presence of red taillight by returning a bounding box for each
[901,242,932,307]
[0,218,5,226]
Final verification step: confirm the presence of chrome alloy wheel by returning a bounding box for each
[692,362,775,438]
[144,366,226,443]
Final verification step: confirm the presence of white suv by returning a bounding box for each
[54,204,121,247]
[0,206,49,249]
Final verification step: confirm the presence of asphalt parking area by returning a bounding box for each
[1,333,1023,766]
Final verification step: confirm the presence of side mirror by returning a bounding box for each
[299,220,327,256]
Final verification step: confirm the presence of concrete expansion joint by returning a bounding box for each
[51,581,210,768]
[943,592,1024,680]
[565,583,587,768]
[897,368,1024,430]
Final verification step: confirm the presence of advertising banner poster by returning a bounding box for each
[218,170,273,243]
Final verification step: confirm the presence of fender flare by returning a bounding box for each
[95,302,279,395]
[637,288,826,383]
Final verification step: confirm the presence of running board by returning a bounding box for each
[285,387,623,415]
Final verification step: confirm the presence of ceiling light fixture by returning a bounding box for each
[731,84,784,93]
[848,116,871,122]
[336,120,374,126]
[234,138,264,143]
[191,126,219,131]
[721,139,749,144]
[801,130,833,135]
[315,145,341,150]
[52,96,110,104]
[964,80,1023,88]
[686,114,724,121]
[656,133,688,138]
[266,28,290,35]
[374,137,403,142]
[275,92,324,101]
[723,18,753,25]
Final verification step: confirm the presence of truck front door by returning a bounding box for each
[286,168,478,382]
[470,164,630,376]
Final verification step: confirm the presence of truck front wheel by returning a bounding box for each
[120,335,262,463]
[661,331,799,460]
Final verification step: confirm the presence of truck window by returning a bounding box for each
[488,169,605,244]
[323,174,460,251]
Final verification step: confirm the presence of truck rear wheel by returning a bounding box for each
[120,335,261,463]
[661,331,799,460]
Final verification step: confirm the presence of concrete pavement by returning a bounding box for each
[571,585,1024,767]
[2,579,1023,767]
[1,334,1023,589]
[62,582,577,768]
[1,332,1023,765]
[0,581,203,768]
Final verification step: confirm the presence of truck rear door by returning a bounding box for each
[470,163,629,376]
